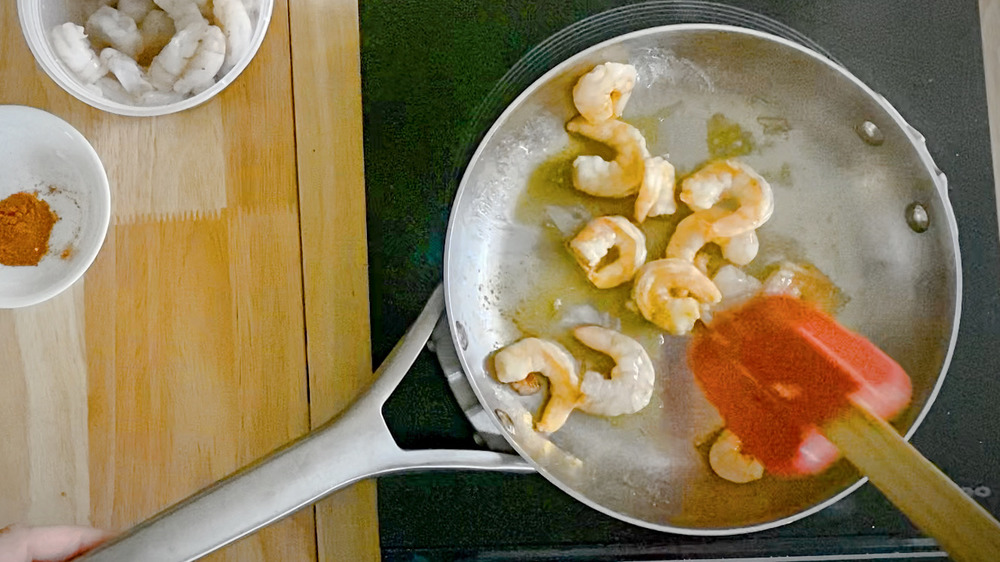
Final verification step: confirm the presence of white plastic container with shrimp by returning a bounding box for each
[17,0,273,117]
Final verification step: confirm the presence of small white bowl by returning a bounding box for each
[17,0,274,117]
[0,105,111,308]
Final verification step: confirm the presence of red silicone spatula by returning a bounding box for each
[689,294,1000,562]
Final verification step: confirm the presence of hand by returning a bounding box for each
[0,525,112,562]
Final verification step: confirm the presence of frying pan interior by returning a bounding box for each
[444,25,959,533]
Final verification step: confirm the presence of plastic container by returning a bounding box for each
[17,0,274,117]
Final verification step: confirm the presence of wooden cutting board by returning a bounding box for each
[0,1,379,560]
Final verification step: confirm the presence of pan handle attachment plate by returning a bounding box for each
[79,285,531,562]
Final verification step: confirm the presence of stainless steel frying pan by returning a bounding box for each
[81,24,959,561]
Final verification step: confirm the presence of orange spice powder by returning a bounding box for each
[0,192,58,266]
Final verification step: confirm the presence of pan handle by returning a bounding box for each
[79,285,532,562]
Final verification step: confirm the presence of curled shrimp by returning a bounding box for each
[494,338,582,434]
[50,23,108,84]
[574,326,655,417]
[569,216,647,289]
[118,0,156,24]
[572,62,637,123]
[635,156,677,223]
[153,0,207,30]
[666,207,759,266]
[149,21,207,91]
[213,0,253,74]
[632,258,722,335]
[173,25,226,94]
[100,48,154,97]
[679,159,774,237]
[86,6,143,58]
[709,429,765,483]
[566,117,649,197]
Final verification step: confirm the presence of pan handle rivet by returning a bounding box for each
[454,321,469,350]
[856,120,884,146]
[906,202,930,232]
[495,409,515,433]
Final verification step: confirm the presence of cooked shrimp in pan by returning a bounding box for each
[666,207,759,266]
[50,23,108,84]
[569,216,648,289]
[574,326,655,417]
[494,338,583,434]
[632,258,722,335]
[679,159,773,237]
[709,429,765,483]
[572,62,638,124]
[566,117,650,197]
[634,156,677,223]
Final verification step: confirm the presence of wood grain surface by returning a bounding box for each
[0,0,372,560]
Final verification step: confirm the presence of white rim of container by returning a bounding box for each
[16,0,275,117]
[0,105,111,308]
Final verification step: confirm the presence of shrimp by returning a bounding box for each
[50,23,108,84]
[153,0,207,30]
[86,6,143,58]
[100,48,154,97]
[118,0,156,24]
[173,25,226,94]
[148,21,207,91]
[137,9,176,66]
[632,258,722,335]
[679,159,774,237]
[665,207,759,266]
[569,216,647,289]
[566,117,649,197]
[572,62,638,123]
[709,429,765,483]
[634,156,677,222]
[574,326,655,417]
[213,0,253,74]
[494,338,582,434]
[716,230,758,266]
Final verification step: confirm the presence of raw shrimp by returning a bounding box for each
[213,0,253,74]
[194,0,214,17]
[148,21,207,91]
[118,0,156,24]
[50,23,107,84]
[153,0,207,30]
[574,326,655,417]
[566,117,649,197]
[100,48,154,97]
[569,215,647,289]
[572,62,637,123]
[137,9,176,66]
[632,258,722,335]
[679,159,774,237]
[634,156,677,222]
[494,338,582,434]
[173,25,226,94]
[709,429,765,483]
[86,6,143,58]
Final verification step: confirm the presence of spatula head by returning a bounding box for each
[689,295,912,476]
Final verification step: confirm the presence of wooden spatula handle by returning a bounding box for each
[823,404,1000,562]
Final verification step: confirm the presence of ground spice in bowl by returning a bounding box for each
[0,192,58,266]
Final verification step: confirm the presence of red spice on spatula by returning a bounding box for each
[689,294,1000,562]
